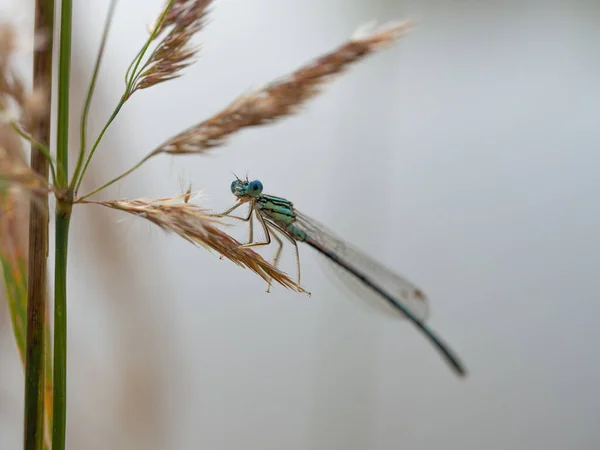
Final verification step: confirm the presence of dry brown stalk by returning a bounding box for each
[84,194,308,294]
[150,21,413,156]
[133,0,213,93]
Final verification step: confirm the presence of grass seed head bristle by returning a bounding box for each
[88,195,308,294]
[135,0,213,93]
[351,21,414,48]
[151,20,414,155]
[153,0,211,37]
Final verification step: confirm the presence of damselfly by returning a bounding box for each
[217,177,466,377]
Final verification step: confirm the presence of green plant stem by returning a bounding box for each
[75,151,155,202]
[73,97,125,194]
[52,203,71,450]
[55,0,72,190]
[71,0,118,192]
[24,1,54,450]
[52,1,72,449]
[124,45,147,86]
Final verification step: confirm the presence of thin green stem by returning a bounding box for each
[71,0,118,191]
[75,152,155,202]
[55,0,72,189]
[52,203,71,450]
[52,1,72,450]
[73,97,125,193]
[9,121,57,185]
[124,45,146,86]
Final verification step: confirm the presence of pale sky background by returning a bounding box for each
[1,0,599,449]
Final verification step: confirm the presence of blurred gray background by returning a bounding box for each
[1,0,599,449]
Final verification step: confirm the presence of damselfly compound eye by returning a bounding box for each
[249,180,263,195]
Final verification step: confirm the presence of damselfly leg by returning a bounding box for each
[264,219,301,286]
[216,200,251,220]
[266,231,283,293]
[217,202,301,290]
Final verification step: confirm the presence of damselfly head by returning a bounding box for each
[230,178,263,198]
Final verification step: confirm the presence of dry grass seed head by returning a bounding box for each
[90,195,308,294]
[135,0,213,92]
[152,21,414,155]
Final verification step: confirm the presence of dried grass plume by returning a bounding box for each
[133,0,213,94]
[152,21,413,156]
[85,194,308,294]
